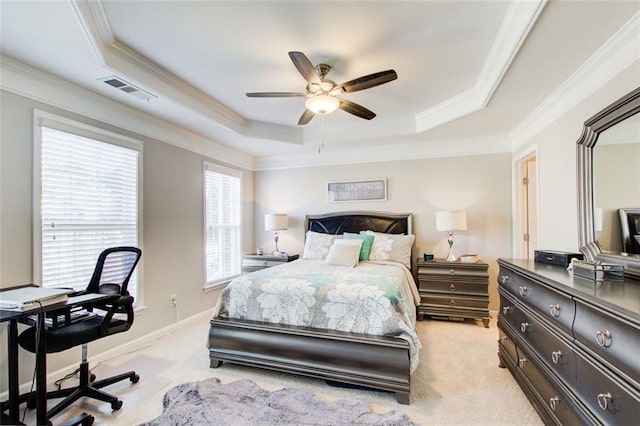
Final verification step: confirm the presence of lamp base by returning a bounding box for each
[446,231,457,262]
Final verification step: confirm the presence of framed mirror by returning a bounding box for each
[577,87,640,279]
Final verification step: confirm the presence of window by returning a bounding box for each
[204,162,242,286]
[34,112,141,297]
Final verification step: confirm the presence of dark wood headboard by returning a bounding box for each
[304,211,412,235]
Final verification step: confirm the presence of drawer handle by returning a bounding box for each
[597,392,612,411]
[518,358,527,368]
[502,306,512,315]
[518,286,528,297]
[262,261,268,267]
[449,269,455,275]
[499,336,508,344]
[549,397,560,411]
[449,299,456,306]
[549,304,561,317]
[500,275,510,284]
[596,330,612,348]
[450,284,456,291]
[520,322,529,333]
[551,350,562,364]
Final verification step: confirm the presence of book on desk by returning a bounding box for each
[0,286,70,311]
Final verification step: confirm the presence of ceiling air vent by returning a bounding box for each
[99,76,156,102]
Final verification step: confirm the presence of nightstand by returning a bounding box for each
[242,253,299,273]
[415,258,490,327]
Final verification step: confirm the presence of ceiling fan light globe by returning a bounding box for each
[305,94,340,115]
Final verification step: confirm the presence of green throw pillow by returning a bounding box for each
[343,232,374,261]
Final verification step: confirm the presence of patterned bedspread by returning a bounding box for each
[212,259,422,372]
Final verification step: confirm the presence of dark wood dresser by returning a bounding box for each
[497,258,640,425]
[416,259,490,327]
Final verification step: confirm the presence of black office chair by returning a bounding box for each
[18,246,142,419]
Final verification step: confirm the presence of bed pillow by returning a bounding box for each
[343,232,375,261]
[362,230,415,267]
[323,239,363,267]
[302,231,341,260]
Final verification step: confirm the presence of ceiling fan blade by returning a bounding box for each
[298,109,315,125]
[334,70,398,94]
[339,99,376,120]
[288,51,321,85]
[246,92,306,98]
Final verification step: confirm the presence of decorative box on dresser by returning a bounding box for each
[497,258,640,425]
[242,254,299,273]
[415,259,491,327]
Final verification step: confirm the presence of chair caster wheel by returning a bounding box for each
[90,373,96,382]
[131,373,140,383]
[111,399,123,410]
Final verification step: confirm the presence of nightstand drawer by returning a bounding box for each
[242,254,299,273]
[243,259,286,268]
[418,280,487,295]
[421,294,488,309]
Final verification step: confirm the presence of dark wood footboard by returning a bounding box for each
[208,317,411,404]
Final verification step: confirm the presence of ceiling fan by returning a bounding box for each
[246,51,398,125]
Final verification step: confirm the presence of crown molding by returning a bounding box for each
[0,55,254,171]
[253,136,512,171]
[69,0,247,134]
[510,11,640,150]
[414,0,546,133]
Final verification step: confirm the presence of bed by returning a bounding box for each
[208,211,420,404]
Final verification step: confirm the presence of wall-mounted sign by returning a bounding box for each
[327,179,387,202]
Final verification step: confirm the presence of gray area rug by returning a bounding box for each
[140,377,415,425]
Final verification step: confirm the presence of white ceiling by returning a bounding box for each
[1,0,639,169]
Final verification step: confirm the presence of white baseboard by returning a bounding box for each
[0,309,213,401]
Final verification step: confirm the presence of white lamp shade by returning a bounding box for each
[265,214,288,231]
[436,211,467,232]
[305,95,340,115]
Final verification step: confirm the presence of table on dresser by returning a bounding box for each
[497,258,640,425]
[415,259,491,327]
[242,254,299,273]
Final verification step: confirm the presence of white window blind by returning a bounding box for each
[38,126,140,295]
[205,163,242,285]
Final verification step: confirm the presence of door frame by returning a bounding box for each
[512,146,539,259]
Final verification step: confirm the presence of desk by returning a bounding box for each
[1,290,110,425]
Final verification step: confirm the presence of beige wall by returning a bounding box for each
[254,153,513,312]
[513,61,640,253]
[0,90,254,391]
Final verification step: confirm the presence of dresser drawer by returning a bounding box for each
[418,280,488,295]
[498,266,575,335]
[498,323,518,366]
[500,290,577,387]
[573,299,640,389]
[516,344,592,426]
[574,348,640,425]
[421,294,488,309]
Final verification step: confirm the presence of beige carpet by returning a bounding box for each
[24,313,542,425]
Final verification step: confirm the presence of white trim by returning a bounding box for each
[415,0,546,133]
[510,11,640,149]
[0,55,254,171]
[0,309,213,401]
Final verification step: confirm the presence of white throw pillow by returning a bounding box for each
[323,239,363,267]
[302,231,341,260]
[362,230,415,267]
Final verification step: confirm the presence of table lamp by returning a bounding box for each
[436,211,467,262]
[265,213,288,255]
